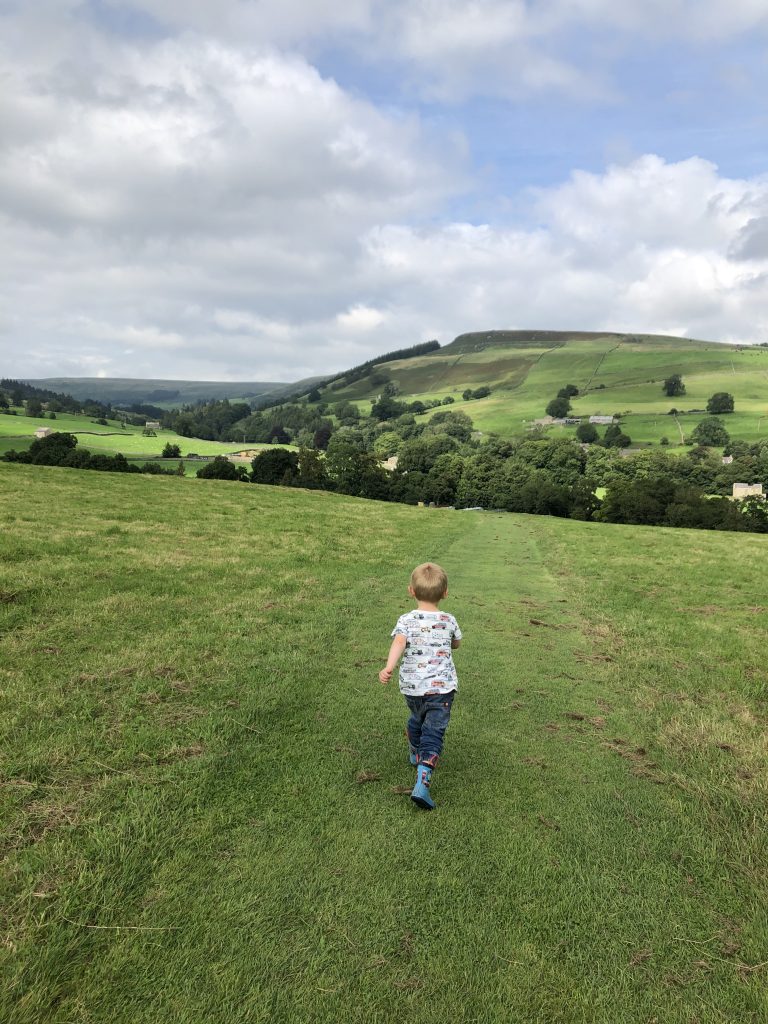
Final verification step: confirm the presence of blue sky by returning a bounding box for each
[1,0,768,380]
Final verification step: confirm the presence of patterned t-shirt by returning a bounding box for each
[392,610,462,696]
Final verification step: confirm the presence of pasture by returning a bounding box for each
[1,464,766,1023]
[326,334,768,445]
[0,411,287,461]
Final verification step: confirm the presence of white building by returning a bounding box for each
[732,483,764,499]
[34,426,52,439]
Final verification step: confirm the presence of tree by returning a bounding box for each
[313,423,333,450]
[575,422,598,443]
[162,442,181,458]
[662,374,686,397]
[557,384,579,398]
[545,397,571,418]
[370,393,405,421]
[706,392,735,414]
[333,401,360,424]
[25,399,43,417]
[373,431,402,458]
[441,396,455,405]
[603,424,632,449]
[196,456,248,480]
[691,416,730,447]
[397,434,459,474]
[425,410,473,442]
[295,448,328,490]
[251,448,299,485]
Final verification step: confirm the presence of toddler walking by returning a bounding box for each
[379,563,462,810]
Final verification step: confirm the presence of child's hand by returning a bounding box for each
[378,667,392,685]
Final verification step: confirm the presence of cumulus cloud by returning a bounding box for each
[90,0,768,102]
[2,3,768,381]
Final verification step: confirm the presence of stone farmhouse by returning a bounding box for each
[732,483,764,499]
[34,426,52,439]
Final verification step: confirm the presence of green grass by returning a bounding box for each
[1,466,767,1023]
[0,412,293,459]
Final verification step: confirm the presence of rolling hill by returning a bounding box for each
[317,331,768,444]
[21,376,326,408]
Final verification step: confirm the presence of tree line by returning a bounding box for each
[198,422,768,535]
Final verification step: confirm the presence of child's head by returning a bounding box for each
[409,562,448,603]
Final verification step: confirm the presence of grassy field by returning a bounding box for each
[0,412,291,461]
[323,333,768,445]
[1,466,767,1023]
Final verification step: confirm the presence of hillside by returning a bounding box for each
[0,410,292,474]
[319,331,768,444]
[21,376,326,408]
[2,465,766,1023]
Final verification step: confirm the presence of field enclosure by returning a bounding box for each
[1,464,766,1023]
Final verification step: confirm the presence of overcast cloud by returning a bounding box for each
[1,1,768,381]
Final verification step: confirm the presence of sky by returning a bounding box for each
[2,1,768,383]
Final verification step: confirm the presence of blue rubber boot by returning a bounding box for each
[410,763,435,810]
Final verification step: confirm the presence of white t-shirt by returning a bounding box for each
[392,609,462,696]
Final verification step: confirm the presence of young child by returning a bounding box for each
[379,562,462,810]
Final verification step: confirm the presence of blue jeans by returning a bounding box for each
[404,691,456,768]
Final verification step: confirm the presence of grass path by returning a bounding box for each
[1,467,766,1022]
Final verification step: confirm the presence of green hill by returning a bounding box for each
[21,376,326,408]
[319,331,768,444]
[2,464,766,1023]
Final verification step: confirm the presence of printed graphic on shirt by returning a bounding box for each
[391,610,462,695]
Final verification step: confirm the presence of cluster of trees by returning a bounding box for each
[462,386,491,401]
[319,340,440,393]
[0,379,165,428]
[545,383,579,418]
[0,379,114,421]
[3,433,180,475]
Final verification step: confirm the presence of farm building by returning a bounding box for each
[589,415,615,425]
[732,483,764,499]
[145,421,161,429]
[34,427,52,438]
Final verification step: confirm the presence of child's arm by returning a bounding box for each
[379,634,406,685]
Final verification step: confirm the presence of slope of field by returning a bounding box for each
[1,465,766,1023]
[323,331,768,443]
[0,411,291,462]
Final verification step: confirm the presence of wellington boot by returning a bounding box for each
[410,764,435,810]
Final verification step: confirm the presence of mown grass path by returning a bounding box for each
[1,466,766,1023]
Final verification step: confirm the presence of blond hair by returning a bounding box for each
[410,562,448,603]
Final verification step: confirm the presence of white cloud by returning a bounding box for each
[336,305,387,331]
[86,0,768,103]
[2,4,768,381]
